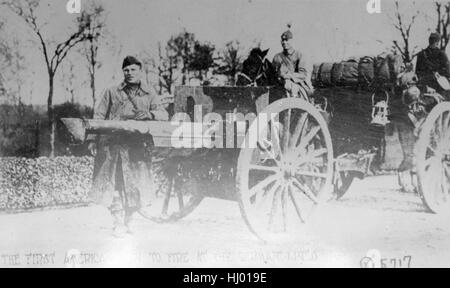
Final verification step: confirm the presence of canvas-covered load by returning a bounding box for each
[374,53,403,84]
[332,59,359,86]
[311,64,321,86]
[311,53,404,88]
[358,56,375,86]
[312,63,334,86]
[318,63,335,86]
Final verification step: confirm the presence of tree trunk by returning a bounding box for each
[48,73,55,158]
[91,69,96,116]
[34,120,40,157]
[182,65,187,85]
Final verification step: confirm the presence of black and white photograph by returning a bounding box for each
[0,0,450,269]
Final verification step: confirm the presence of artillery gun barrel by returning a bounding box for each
[60,118,224,148]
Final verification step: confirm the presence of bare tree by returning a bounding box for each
[138,50,157,89]
[0,21,27,116]
[61,59,79,104]
[435,2,450,49]
[157,41,179,94]
[138,45,178,95]
[168,30,196,85]
[3,0,96,157]
[79,1,107,112]
[0,22,10,97]
[391,1,420,63]
[214,40,244,85]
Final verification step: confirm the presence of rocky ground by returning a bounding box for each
[0,174,449,268]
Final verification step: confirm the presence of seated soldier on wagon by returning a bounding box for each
[416,33,450,97]
[272,25,314,100]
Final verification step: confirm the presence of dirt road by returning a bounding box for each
[1,174,449,268]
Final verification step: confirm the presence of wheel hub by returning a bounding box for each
[282,160,296,180]
[283,170,292,180]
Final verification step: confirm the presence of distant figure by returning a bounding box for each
[272,25,313,99]
[87,56,169,237]
[416,33,450,95]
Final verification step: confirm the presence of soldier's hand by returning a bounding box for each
[120,113,136,120]
[134,110,153,121]
[88,141,97,157]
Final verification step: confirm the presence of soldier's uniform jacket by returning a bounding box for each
[89,82,169,211]
[272,49,308,82]
[94,82,169,122]
[416,46,450,90]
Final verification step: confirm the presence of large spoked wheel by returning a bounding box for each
[416,102,450,214]
[236,98,334,241]
[139,158,204,223]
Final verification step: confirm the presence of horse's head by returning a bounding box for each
[236,48,280,87]
[249,48,269,61]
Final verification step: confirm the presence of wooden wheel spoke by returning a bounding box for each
[289,113,308,149]
[287,183,305,223]
[434,117,450,150]
[437,166,448,202]
[177,189,185,210]
[295,170,328,178]
[300,147,327,160]
[249,164,279,173]
[444,162,450,178]
[436,114,443,139]
[443,111,450,137]
[311,147,328,158]
[256,182,282,211]
[291,178,319,204]
[249,174,280,199]
[269,119,283,156]
[428,161,444,202]
[161,179,173,215]
[297,147,328,166]
[281,185,288,232]
[268,184,282,229]
[441,167,449,200]
[282,109,291,154]
[297,125,321,151]
[300,118,309,142]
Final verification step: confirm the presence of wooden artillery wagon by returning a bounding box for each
[61,84,450,241]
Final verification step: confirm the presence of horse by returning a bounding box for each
[236,48,281,87]
[393,79,445,193]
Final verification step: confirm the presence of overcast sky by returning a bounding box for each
[0,0,442,105]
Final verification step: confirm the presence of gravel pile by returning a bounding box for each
[0,157,94,210]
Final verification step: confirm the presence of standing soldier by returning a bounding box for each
[272,25,313,100]
[87,56,169,237]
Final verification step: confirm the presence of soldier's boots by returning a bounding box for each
[112,210,128,238]
[124,212,134,235]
